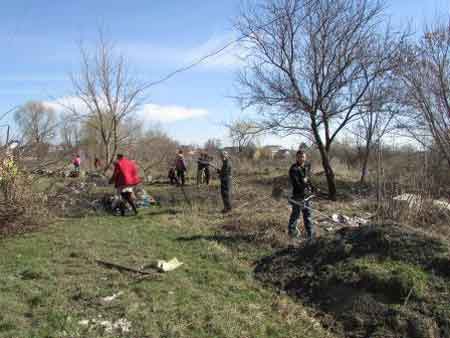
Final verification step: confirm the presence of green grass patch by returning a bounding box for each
[352,257,430,301]
[0,207,332,338]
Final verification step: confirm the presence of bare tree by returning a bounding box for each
[398,18,450,167]
[204,138,222,153]
[134,127,178,177]
[226,119,259,153]
[15,101,56,145]
[14,101,57,159]
[351,80,399,184]
[67,33,147,172]
[59,112,81,151]
[236,0,405,200]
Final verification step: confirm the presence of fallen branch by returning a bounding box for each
[95,259,159,277]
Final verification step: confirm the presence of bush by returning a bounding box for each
[0,157,49,236]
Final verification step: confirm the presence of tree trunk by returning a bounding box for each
[103,144,111,174]
[322,153,337,201]
[317,142,337,201]
[311,119,337,200]
[360,142,371,185]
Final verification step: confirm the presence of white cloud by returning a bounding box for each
[43,96,87,114]
[44,97,209,123]
[138,103,209,123]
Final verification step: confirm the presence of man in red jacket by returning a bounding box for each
[109,154,141,216]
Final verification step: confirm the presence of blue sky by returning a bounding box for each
[0,0,449,146]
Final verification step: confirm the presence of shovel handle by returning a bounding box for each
[288,194,315,207]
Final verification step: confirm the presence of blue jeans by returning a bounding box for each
[288,200,314,239]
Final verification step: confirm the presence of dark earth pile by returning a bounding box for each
[255,224,450,338]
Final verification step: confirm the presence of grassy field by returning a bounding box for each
[0,201,334,338]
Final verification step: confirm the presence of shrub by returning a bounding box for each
[0,155,49,236]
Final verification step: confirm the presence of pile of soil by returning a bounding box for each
[255,224,450,338]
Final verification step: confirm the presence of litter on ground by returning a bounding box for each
[154,257,183,272]
[330,213,369,227]
[101,291,123,303]
[78,318,131,334]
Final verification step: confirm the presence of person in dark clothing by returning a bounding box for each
[196,152,211,185]
[118,187,138,216]
[168,167,178,185]
[288,150,315,240]
[217,151,232,213]
[94,157,101,170]
[175,150,187,186]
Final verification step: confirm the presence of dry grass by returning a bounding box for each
[0,172,50,237]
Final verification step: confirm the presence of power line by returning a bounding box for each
[143,2,308,89]
[0,105,20,121]
[144,37,245,88]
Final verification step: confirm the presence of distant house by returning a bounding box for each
[274,148,293,159]
[262,145,283,159]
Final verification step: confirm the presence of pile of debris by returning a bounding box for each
[31,167,69,178]
[47,181,100,217]
[318,213,372,233]
[46,178,158,217]
[85,171,109,187]
[393,193,450,212]
[135,187,157,208]
[91,187,157,216]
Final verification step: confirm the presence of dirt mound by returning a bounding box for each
[255,224,450,338]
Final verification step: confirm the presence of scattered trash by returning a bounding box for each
[332,213,350,225]
[78,318,131,334]
[112,318,132,333]
[154,257,183,272]
[353,216,370,226]
[135,188,157,208]
[330,213,369,228]
[78,319,89,326]
[101,291,123,303]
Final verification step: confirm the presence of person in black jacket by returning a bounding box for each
[217,151,232,213]
[288,150,315,240]
[175,150,187,186]
[196,152,211,185]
